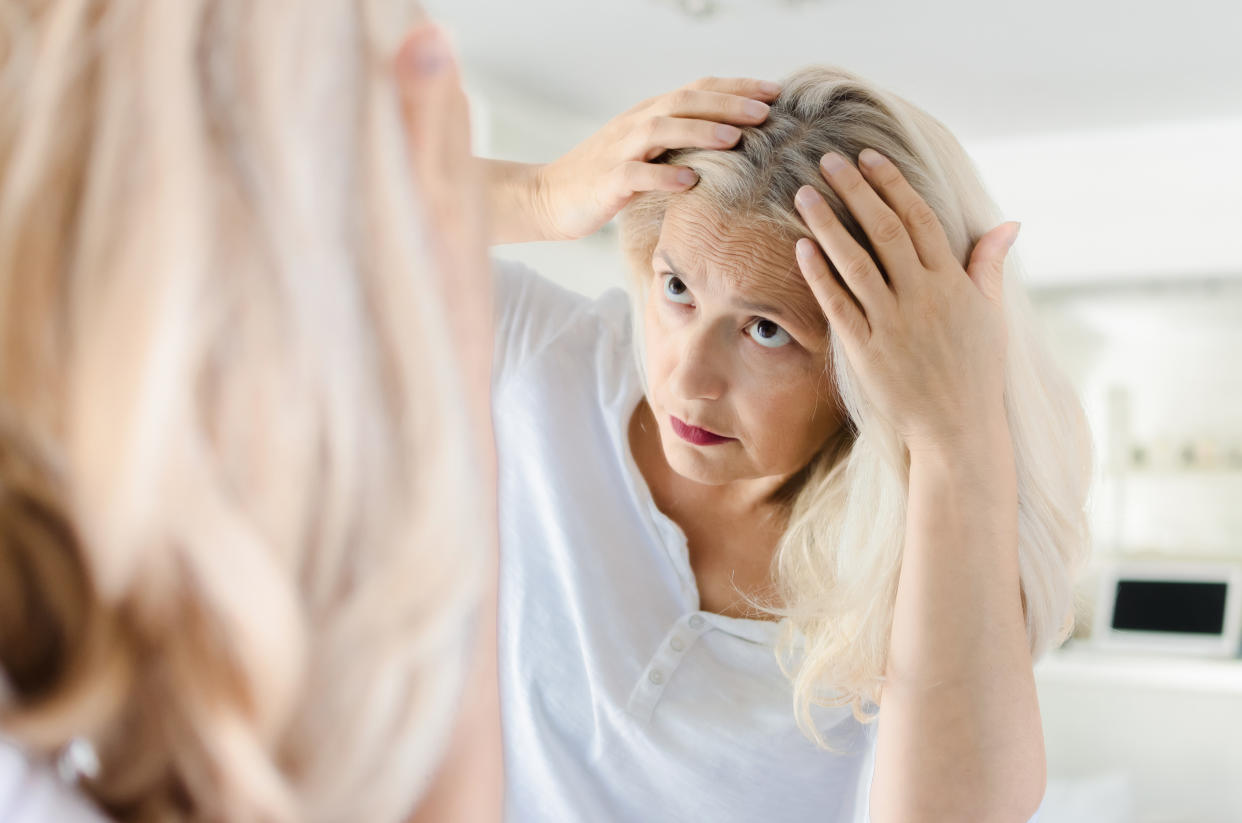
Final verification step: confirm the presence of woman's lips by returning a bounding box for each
[669,416,735,446]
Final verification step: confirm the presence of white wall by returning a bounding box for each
[968,118,1242,286]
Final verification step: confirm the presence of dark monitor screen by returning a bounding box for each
[1112,579,1228,635]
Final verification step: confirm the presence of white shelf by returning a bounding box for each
[1034,643,1242,694]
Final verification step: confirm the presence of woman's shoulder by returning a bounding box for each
[0,739,109,823]
[491,256,634,390]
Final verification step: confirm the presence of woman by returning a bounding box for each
[0,3,498,822]
[484,68,1090,821]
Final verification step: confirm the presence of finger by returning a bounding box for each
[817,152,923,292]
[965,221,1019,304]
[397,24,467,194]
[609,161,699,199]
[435,65,474,189]
[857,148,958,271]
[795,238,871,346]
[621,77,779,121]
[396,24,485,269]
[632,115,743,160]
[685,75,783,101]
[794,184,896,320]
[652,89,771,126]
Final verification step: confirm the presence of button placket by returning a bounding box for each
[625,612,712,724]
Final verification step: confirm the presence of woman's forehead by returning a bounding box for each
[654,199,826,334]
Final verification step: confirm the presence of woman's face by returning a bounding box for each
[642,196,847,488]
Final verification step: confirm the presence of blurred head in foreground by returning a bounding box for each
[0,1,494,821]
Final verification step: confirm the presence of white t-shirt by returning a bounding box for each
[493,257,881,823]
[491,257,1044,823]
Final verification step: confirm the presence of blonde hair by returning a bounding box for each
[619,66,1093,749]
[0,1,487,821]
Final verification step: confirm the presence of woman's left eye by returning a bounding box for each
[745,318,792,349]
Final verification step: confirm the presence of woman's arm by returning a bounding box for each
[480,158,545,245]
[405,547,502,823]
[870,428,1045,822]
[478,76,783,247]
[397,27,503,822]
[790,149,1042,823]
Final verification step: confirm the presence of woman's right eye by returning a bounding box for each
[662,273,693,305]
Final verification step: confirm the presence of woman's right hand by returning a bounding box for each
[491,76,781,244]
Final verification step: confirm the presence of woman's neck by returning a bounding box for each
[628,396,790,619]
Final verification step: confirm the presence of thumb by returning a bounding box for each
[965,220,1019,304]
[395,24,466,184]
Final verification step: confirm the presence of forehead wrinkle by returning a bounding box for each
[658,202,826,335]
[726,256,826,335]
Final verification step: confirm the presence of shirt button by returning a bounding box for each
[649,669,665,685]
[669,636,685,652]
[688,614,706,630]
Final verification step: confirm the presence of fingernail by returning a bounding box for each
[795,185,818,208]
[676,168,698,186]
[796,238,815,259]
[820,153,846,174]
[715,124,741,143]
[407,26,451,74]
[759,81,782,96]
[859,148,886,168]
[743,99,770,120]
[1004,221,1022,249]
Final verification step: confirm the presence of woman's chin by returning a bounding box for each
[663,443,742,486]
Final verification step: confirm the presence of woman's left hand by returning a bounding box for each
[792,148,1020,457]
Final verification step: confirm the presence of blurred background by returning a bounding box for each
[425,1,1242,820]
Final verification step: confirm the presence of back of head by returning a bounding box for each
[0,1,486,820]
[620,65,1093,747]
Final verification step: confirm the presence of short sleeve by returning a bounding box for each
[491,256,592,390]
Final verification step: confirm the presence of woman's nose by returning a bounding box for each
[666,327,727,401]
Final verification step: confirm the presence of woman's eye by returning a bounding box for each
[662,274,694,305]
[746,318,792,349]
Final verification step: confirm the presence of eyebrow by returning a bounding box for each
[654,249,822,331]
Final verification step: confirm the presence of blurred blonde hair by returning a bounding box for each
[0,1,487,821]
[619,66,1093,749]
